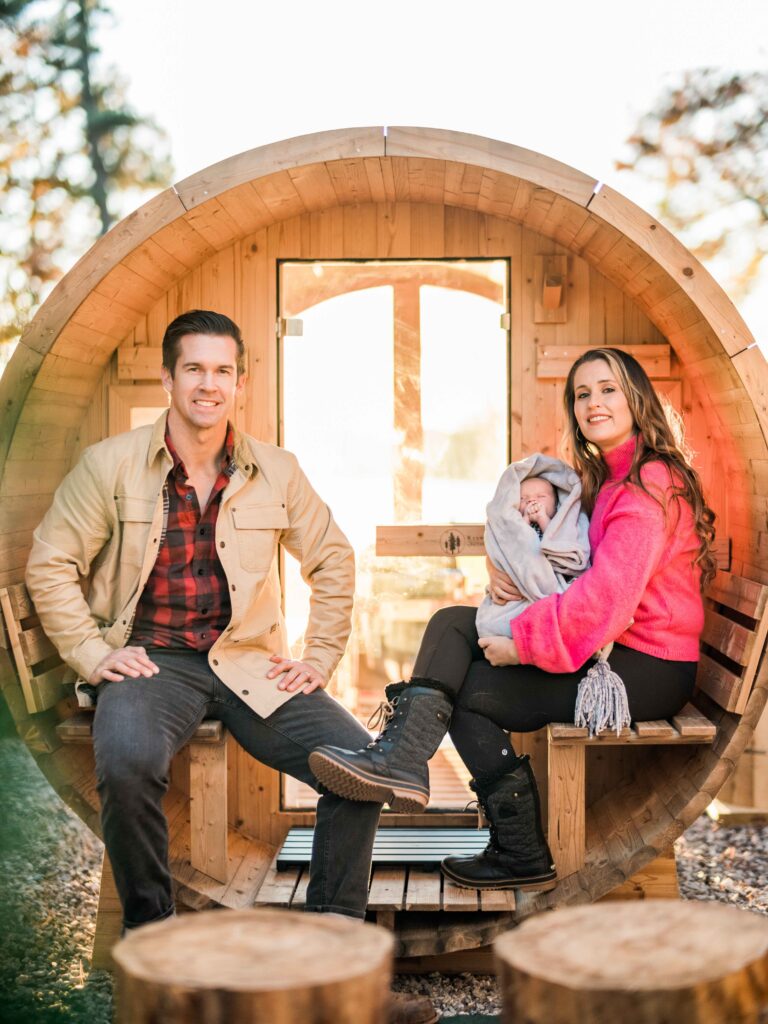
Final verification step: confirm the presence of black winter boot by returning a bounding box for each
[441,755,557,891]
[309,680,452,813]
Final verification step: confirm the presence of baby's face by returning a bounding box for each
[519,478,557,520]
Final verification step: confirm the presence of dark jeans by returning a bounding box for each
[92,649,381,928]
[413,606,697,783]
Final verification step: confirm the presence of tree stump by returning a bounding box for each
[112,908,393,1024]
[494,900,768,1024]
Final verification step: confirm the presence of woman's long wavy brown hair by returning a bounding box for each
[563,347,717,590]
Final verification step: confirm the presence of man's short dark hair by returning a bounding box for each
[162,310,246,377]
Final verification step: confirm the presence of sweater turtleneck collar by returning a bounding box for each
[602,432,639,480]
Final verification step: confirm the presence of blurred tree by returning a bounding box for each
[618,69,768,302]
[0,0,172,362]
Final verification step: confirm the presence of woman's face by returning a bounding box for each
[572,358,636,453]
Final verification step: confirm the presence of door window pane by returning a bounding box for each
[280,260,508,809]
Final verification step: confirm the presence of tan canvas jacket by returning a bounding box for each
[25,412,355,717]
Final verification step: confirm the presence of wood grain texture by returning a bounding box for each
[91,853,121,970]
[495,901,768,1023]
[112,908,393,1024]
[536,343,671,378]
[547,741,585,877]
[189,735,229,883]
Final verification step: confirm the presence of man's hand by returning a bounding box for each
[267,655,327,694]
[486,556,523,604]
[478,635,520,667]
[88,646,160,684]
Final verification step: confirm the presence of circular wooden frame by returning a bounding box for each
[2,127,767,947]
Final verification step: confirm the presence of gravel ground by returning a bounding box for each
[1,698,766,1022]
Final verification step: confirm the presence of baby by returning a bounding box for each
[475,454,591,639]
[518,476,558,539]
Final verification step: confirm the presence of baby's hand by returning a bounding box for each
[524,501,551,531]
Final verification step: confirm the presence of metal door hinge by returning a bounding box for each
[277,318,304,338]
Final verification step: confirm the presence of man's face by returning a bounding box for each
[161,333,244,431]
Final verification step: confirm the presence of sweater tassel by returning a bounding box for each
[574,643,631,737]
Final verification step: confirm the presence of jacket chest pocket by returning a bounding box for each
[116,496,156,567]
[231,503,289,572]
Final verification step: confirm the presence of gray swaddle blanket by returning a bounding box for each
[475,453,590,638]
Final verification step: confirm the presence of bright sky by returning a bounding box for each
[101,0,768,347]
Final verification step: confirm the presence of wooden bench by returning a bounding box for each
[0,583,230,885]
[547,569,768,878]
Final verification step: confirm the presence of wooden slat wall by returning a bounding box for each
[98,201,719,493]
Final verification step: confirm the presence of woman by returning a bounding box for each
[310,348,716,892]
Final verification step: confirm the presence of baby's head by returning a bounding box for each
[519,477,557,522]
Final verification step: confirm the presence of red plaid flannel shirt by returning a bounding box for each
[130,426,236,651]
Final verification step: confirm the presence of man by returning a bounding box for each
[26,309,435,1024]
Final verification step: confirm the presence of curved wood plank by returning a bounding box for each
[174,127,386,209]
[386,126,598,207]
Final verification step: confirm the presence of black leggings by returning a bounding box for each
[412,605,697,783]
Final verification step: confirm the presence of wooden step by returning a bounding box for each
[256,856,516,914]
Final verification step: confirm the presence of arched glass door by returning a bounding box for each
[279,259,510,809]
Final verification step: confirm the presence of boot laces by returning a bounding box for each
[472,791,500,852]
[366,696,397,749]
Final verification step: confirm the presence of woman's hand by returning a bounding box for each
[486,557,523,604]
[478,636,520,666]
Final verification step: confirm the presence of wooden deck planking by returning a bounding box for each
[441,876,480,912]
[368,868,407,911]
[256,858,300,907]
[404,869,442,911]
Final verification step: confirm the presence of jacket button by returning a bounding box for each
[212,659,219,666]
[231,584,236,591]
[242,689,249,696]
[220,541,226,548]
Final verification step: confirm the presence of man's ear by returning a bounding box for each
[236,372,247,394]
[160,365,173,394]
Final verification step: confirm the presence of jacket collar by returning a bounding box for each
[147,410,259,478]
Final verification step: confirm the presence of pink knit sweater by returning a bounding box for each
[510,435,704,672]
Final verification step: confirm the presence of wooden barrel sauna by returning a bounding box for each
[1,127,767,956]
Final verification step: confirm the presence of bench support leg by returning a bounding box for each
[91,851,121,971]
[189,737,229,883]
[548,742,586,878]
